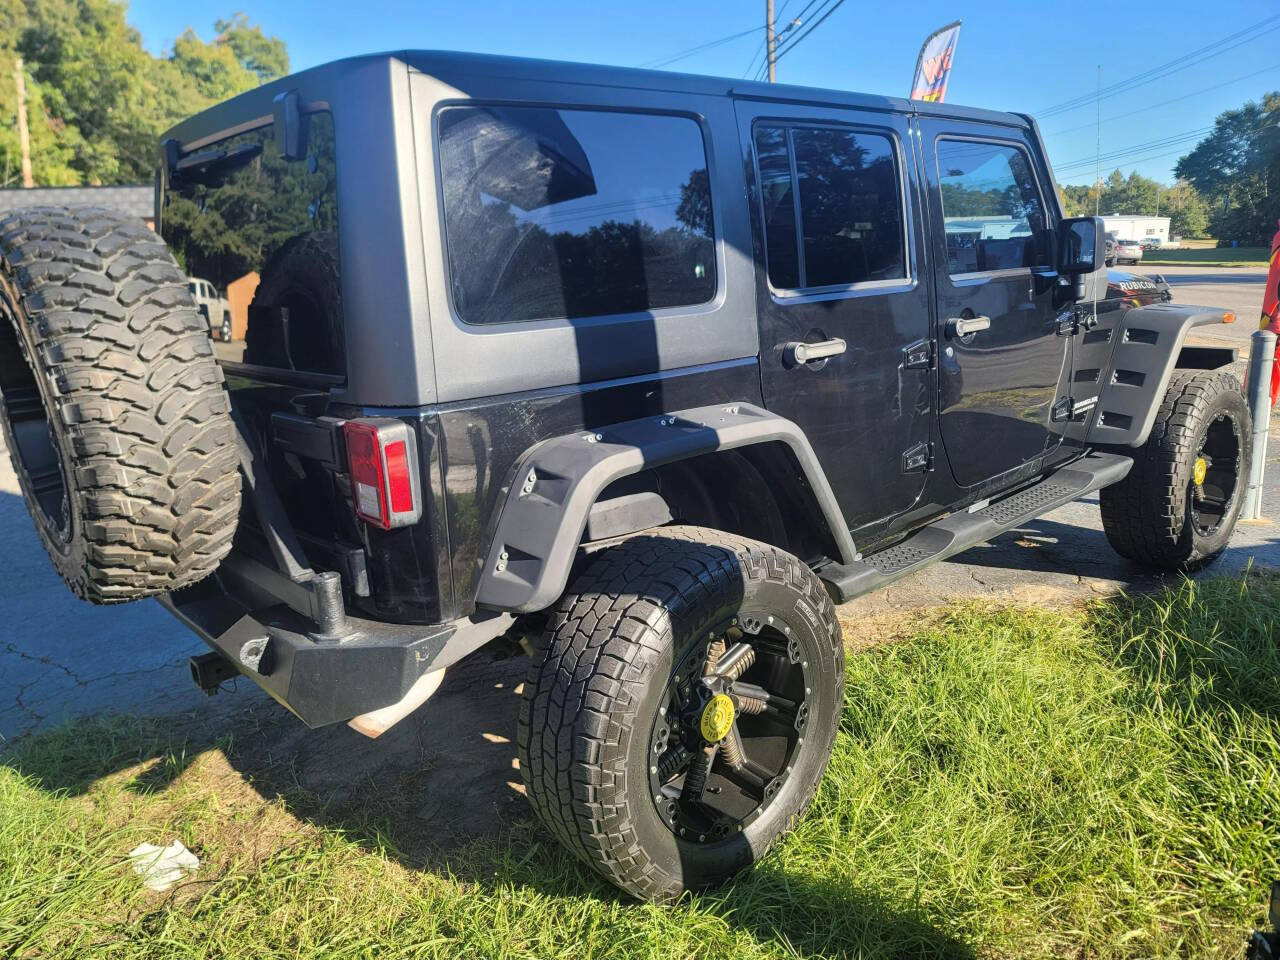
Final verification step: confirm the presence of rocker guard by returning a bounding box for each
[474,402,858,613]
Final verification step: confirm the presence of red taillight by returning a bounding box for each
[343,419,421,530]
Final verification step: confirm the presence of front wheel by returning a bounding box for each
[220,314,232,342]
[517,526,844,901]
[1100,369,1250,570]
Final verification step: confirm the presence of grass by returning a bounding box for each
[1140,246,1271,266]
[3,576,1280,958]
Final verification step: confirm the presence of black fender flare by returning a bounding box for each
[473,402,857,613]
[1086,302,1235,448]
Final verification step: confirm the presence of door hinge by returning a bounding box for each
[903,338,934,369]
[1056,304,1100,337]
[902,441,933,473]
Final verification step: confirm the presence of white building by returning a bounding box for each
[1101,214,1171,244]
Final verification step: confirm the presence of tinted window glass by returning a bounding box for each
[754,125,799,289]
[793,128,905,287]
[438,106,716,325]
[754,124,905,290]
[160,113,341,374]
[935,139,1045,275]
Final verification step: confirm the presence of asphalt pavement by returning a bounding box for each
[1,265,1276,739]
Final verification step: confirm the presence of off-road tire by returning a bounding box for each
[517,526,844,901]
[1100,369,1249,570]
[0,206,240,602]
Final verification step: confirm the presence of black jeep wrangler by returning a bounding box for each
[0,51,1250,901]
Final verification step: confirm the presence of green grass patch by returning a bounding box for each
[2,577,1279,958]
[1141,246,1270,266]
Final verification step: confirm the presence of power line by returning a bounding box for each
[1035,14,1280,118]
[638,25,760,69]
[1042,65,1280,137]
[752,0,835,79]
[1054,126,1214,174]
[744,0,818,79]
[770,0,848,68]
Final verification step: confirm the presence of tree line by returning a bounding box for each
[0,0,287,187]
[1060,90,1279,245]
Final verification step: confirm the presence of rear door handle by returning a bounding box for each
[945,315,991,337]
[784,337,847,365]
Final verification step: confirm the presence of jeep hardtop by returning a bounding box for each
[0,50,1249,901]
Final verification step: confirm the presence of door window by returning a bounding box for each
[437,105,716,326]
[935,139,1046,276]
[753,124,906,291]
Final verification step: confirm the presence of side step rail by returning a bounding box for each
[818,452,1133,604]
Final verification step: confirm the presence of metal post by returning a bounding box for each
[1243,329,1275,520]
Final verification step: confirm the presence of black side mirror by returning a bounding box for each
[1058,216,1105,276]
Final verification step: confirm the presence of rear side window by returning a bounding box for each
[935,139,1046,275]
[160,112,342,376]
[437,105,716,326]
[753,124,906,291]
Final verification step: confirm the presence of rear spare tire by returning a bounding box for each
[0,206,240,602]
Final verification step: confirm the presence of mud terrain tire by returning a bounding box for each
[0,206,240,602]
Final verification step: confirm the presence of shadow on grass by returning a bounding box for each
[0,643,976,956]
[1090,569,1280,723]
[9,572,1279,956]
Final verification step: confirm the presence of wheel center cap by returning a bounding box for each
[699,693,735,743]
[1193,456,1208,486]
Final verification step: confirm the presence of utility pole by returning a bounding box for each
[766,0,776,82]
[14,56,32,188]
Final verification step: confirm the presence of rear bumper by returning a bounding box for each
[159,561,511,728]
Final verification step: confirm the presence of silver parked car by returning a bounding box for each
[1112,239,1143,266]
[188,277,233,341]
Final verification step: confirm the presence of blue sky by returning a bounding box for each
[127,0,1280,186]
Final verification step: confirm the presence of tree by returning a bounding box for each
[0,0,288,186]
[215,13,288,82]
[1058,171,1212,238]
[1175,91,1280,244]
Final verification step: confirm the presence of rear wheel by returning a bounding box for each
[517,526,844,901]
[1100,369,1249,570]
[219,313,232,342]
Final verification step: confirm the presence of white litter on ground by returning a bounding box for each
[127,840,199,892]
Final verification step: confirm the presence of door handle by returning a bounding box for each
[784,337,847,365]
[945,315,991,338]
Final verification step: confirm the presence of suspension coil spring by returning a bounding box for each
[733,691,767,715]
[657,744,691,781]
[720,727,745,768]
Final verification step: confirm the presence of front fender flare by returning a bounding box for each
[1086,302,1233,448]
[473,403,856,613]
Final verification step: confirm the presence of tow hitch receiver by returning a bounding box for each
[190,651,238,695]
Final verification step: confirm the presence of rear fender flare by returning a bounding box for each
[1086,303,1234,448]
[473,403,856,613]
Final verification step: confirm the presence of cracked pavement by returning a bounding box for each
[1,266,1276,739]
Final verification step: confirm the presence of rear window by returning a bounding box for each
[159,112,342,376]
[437,105,716,326]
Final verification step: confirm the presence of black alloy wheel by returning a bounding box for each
[647,620,811,844]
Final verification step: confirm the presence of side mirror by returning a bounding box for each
[1057,216,1105,276]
